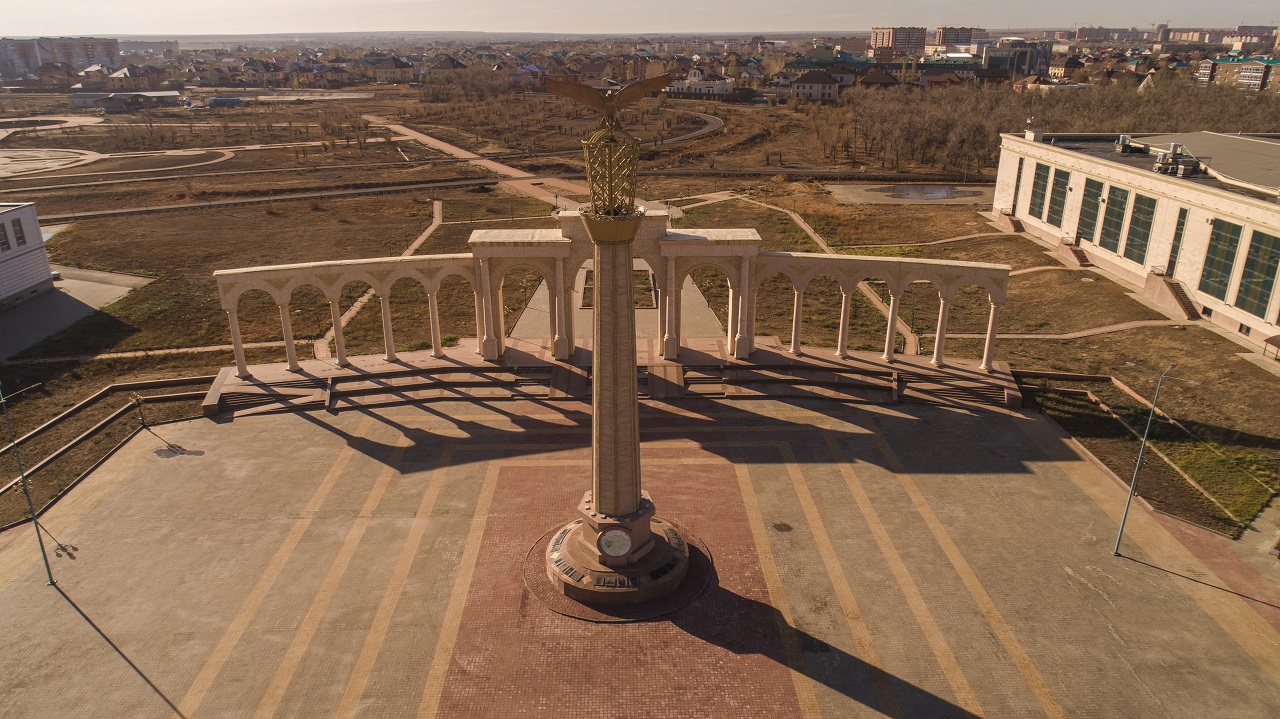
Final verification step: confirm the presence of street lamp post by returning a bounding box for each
[1112,362,1197,556]
[0,381,56,585]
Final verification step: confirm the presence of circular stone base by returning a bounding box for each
[523,519,712,623]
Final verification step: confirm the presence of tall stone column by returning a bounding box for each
[541,98,691,605]
[591,232,642,516]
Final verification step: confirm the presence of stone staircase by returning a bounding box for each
[202,345,1018,417]
[1163,277,1201,320]
[1067,246,1093,267]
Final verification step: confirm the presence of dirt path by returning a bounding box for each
[938,319,1190,340]
[377,122,590,208]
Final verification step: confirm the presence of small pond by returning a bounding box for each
[868,184,983,200]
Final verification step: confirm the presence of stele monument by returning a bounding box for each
[541,74,692,604]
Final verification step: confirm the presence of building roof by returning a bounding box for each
[794,70,838,85]
[1134,132,1280,193]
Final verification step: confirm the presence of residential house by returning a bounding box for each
[790,70,840,101]
[106,64,166,91]
[370,57,414,83]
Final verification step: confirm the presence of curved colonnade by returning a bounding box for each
[214,211,1011,377]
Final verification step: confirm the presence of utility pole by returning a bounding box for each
[1112,362,1198,556]
[0,381,56,585]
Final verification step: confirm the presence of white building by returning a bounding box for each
[994,131,1280,348]
[0,203,53,307]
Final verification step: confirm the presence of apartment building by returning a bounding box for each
[870,27,927,55]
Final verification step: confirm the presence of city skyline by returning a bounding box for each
[4,1,1279,39]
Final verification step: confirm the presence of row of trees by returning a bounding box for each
[805,81,1280,174]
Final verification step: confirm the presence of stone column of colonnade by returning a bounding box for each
[224,281,458,378]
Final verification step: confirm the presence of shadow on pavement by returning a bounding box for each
[53,583,188,718]
[669,575,979,719]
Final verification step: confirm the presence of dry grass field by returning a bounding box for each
[27,195,435,357]
[8,160,495,214]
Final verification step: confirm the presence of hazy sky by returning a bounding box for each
[5,1,1278,37]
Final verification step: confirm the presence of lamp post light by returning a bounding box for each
[1112,362,1198,557]
[0,382,56,586]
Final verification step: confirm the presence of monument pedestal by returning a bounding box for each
[545,491,690,605]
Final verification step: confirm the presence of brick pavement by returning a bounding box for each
[0,400,1277,718]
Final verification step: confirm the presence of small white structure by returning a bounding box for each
[0,203,53,308]
[994,131,1280,347]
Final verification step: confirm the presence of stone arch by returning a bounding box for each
[752,270,800,347]
[497,262,553,340]
[234,288,281,342]
[386,276,434,354]
[436,273,479,351]
[798,273,845,349]
[681,262,733,340]
[334,279,379,356]
[286,283,332,345]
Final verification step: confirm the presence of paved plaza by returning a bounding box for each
[0,399,1277,718]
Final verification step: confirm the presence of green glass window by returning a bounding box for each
[1122,195,1157,263]
[1076,179,1104,242]
[1027,163,1050,219]
[1098,186,1129,252]
[1198,219,1243,300]
[1013,156,1024,212]
[1046,169,1070,227]
[1167,208,1188,275]
[1233,230,1280,318]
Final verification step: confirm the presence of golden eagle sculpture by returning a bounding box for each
[545,74,671,129]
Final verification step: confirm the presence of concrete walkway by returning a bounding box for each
[0,265,152,360]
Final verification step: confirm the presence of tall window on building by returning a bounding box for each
[1027,163,1050,219]
[1198,219,1243,301]
[0,224,9,252]
[1010,158,1024,214]
[1046,169,1070,227]
[1076,179,1104,242]
[1122,195,1157,263]
[1233,230,1280,319]
[1166,208,1188,275]
[10,219,25,246]
[1098,186,1129,252]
